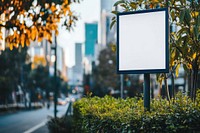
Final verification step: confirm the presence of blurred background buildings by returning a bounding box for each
[0,0,199,106]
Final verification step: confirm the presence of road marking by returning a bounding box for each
[23,102,71,133]
[23,120,47,133]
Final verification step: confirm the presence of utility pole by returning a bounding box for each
[52,35,57,118]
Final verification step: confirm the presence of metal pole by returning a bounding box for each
[54,36,57,118]
[120,74,124,98]
[144,73,150,111]
[171,73,175,98]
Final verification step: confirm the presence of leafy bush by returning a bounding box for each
[47,116,73,133]
[73,91,200,133]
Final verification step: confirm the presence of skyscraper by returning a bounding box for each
[56,45,67,79]
[85,22,98,57]
[74,43,83,74]
[73,43,83,85]
[100,0,117,47]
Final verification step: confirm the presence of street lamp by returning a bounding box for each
[51,35,58,118]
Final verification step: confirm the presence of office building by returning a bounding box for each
[85,22,98,57]
[73,43,83,85]
[56,45,67,79]
[29,34,67,80]
[100,0,117,47]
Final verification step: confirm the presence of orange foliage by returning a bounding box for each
[0,0,79,49]
[31,55,47,69]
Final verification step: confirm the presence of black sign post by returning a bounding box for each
[144,73,150,111]
[117,8,169,111]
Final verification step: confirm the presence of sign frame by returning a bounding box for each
[117,8,169,74]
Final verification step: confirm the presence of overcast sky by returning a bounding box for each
[57,0,100,68]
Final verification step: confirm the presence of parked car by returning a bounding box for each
[57,98,67,105]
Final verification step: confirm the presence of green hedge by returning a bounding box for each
[73,91,200,133]
[47,116,74,133]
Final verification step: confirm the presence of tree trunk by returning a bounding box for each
[188,70,192,97]
[192,68,198,101]
[183,71,187,94]
[164,74,170,101]
[192,58,199,101]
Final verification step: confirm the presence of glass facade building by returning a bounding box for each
[85,23,98,57]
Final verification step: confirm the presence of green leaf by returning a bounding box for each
[175,64,180,77]
[171,10,175,21]
[179,9,185,23]
[192,53,197,60]
[185,9,191,25]
[113,0,125,7]
[112,16,116,21]
[183,64,189,72]
[121,4,127,10]
[110,20,116,30]
[177,27,188,36]
[194,26,199,39]
[130,2,137,9]
[111,44,116,52]
[180,0,186,5]
[111,11,119,15]
[171,49,176,59]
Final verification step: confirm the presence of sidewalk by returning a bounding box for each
[0,103,44,115]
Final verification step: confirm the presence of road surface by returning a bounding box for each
[0,103,69,133]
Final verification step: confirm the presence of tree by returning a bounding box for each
[169,0,200,99]
[112,0,200,99]
[27,65,52,104]
[0,47,30,104]
[0,0,80,49]
[28,65,49,90]
[92,44,120,97]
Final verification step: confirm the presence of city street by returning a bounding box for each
[0,0,200,132]
[0,103,69,133]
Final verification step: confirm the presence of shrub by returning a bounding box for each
[73,91,200,133]
[47,115,73,133]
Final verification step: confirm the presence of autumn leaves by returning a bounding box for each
[0,0,79,50]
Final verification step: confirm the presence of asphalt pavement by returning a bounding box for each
[0,103,69,133]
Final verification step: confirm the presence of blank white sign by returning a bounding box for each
[118,9,168,73]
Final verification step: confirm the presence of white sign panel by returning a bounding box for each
[117,8,169,74]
